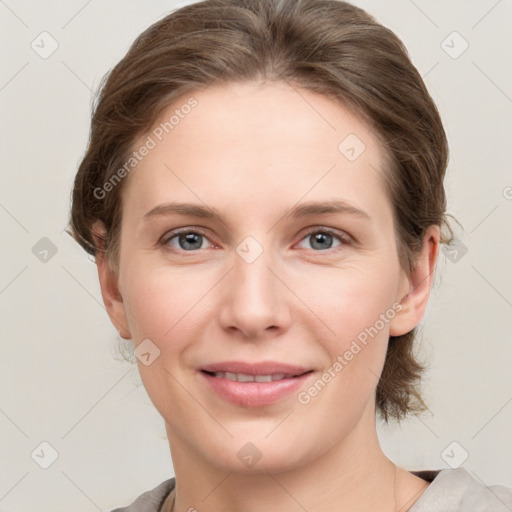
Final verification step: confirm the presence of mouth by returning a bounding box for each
[201,370,308,382]
[198,361,314,407]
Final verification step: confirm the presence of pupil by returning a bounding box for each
[312,232,332,250]
[180,233,202,250]
[177,232,333,251]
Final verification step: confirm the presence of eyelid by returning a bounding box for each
[295,226,352,250]
[160,225,352,253]
[160,226,215,248]
[300,226,351,242]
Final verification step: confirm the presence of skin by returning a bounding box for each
[94,81,439,512]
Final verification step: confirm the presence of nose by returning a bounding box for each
[218,244,292,340]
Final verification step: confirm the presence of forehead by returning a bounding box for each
[122,81,391,225]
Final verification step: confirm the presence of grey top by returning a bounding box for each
[110,468,512,512]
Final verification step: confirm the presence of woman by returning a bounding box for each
[69,0,512,510]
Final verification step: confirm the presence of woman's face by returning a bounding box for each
[103,81,423,473]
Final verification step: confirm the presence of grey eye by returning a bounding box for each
[167,231,210,251]
[298,230,344,251]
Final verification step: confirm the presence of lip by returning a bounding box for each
[200,361,311,376]
[199,361,314,407]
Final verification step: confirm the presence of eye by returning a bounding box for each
[296,228,349,252]
[160,227,350,253]
[161,228,213,252]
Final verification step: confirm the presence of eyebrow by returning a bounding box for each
[142,199,371,223]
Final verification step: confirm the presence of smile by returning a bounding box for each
[207,371,296,382]
[198,361,314,407]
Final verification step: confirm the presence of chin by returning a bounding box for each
[219,451,310,476]
[197,431,320,476]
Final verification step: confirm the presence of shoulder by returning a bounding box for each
[410,468,512,512]
[110,478,175,512]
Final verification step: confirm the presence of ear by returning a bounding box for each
[91,221,131,339]
[389,225,440,337]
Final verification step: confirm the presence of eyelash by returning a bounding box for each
[159,226,351,254]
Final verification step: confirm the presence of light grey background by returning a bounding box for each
[1,0,511,510]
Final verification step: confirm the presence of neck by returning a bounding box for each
[163,405,427,512]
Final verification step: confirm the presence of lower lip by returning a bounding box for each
[200,371,313,407]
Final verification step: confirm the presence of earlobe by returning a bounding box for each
[91,221,131,339]
[389,225,440,337]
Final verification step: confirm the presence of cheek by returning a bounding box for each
[295,275,395,426]
[299,264,399,392]
[294,261,400,340]
[121,262,209,343]
[119,265,209,414]
[121,251,401,350]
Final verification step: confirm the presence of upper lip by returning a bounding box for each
[200,361,312,376]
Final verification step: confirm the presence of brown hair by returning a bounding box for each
[69,0,457,421]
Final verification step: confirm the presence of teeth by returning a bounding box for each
[237,373,255,382]
[211,372,292,382]
[255,375,272,383]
